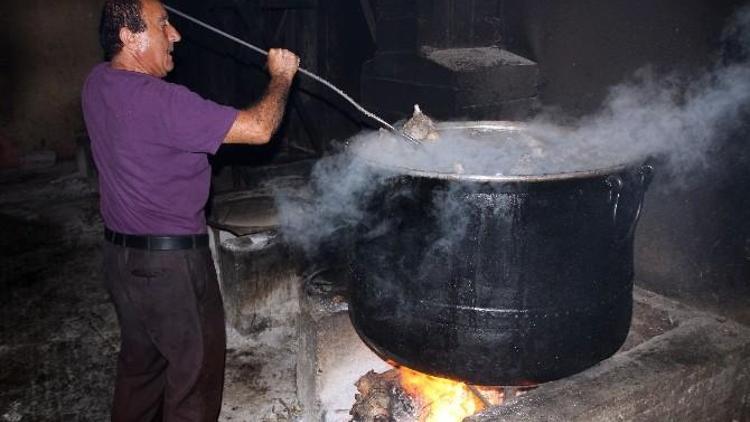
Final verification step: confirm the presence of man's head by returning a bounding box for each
[99,0,181,77]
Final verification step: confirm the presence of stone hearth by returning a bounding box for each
[295,275,750,421]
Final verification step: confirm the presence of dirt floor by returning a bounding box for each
[0,161,299,421]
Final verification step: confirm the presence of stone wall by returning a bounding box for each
[1,0,102,166]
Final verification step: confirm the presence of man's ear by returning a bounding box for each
[118,27,137,51]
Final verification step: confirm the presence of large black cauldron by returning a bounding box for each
[348,122,653,386]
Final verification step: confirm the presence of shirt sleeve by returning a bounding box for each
[159,81,239,154]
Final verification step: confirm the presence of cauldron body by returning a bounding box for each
[348,134,653,386]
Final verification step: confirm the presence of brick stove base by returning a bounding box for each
[297,277,750,422]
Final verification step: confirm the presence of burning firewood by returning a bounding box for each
[350,369,421,422]
[349,367,508,422]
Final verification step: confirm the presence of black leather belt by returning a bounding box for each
[104,228,209,250]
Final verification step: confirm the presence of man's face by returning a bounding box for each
[131,0,181,77]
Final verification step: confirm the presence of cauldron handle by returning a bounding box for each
[627,164,655,235]
[605,175,623,231]
[606,163,654,242]
[608,164,654,242]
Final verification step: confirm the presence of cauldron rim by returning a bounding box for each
[355,120,649,182]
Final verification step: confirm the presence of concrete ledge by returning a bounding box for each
[468,287,750,422]
[218,231,300,336]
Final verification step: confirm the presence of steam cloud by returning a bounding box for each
[276,5,750,255]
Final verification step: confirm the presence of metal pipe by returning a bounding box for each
[163,4,420,145]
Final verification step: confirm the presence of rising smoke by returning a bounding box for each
[276,5,750,255]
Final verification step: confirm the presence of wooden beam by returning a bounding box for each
[359,0,377,42]
[272,9,290,44]
[260,0,316,10]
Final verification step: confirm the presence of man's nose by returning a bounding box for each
[169,26,181,43]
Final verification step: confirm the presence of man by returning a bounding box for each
[81,0,299,420]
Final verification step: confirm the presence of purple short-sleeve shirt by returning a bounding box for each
[82,63,238,235]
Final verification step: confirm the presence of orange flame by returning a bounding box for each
[398,366,486,422]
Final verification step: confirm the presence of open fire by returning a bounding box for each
[398,366,494,421]
[350,364,526,421]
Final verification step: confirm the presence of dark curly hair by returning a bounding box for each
[99,0,147,61]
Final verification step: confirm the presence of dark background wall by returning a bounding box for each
[500,0,740,114]
[0,0,102,166]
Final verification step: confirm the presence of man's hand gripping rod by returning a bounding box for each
[164,4,420,145]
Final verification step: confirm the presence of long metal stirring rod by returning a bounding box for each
[163,4,420,145]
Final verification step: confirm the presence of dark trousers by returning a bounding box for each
[102,242,226,422]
